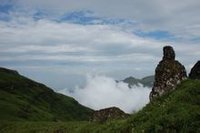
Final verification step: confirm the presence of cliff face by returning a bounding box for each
[150,46,187,101]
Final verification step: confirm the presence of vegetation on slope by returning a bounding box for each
[0,67,199,133]
[0,67,93,122]
[124,79,200,132]
[1,79,199,133]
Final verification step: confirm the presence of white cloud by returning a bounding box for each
[13,0,200,40]
[0,18,164,63]
[59,75,151,113]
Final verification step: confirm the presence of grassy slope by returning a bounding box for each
[1,79,199,133]
[0,68,93,122]
[123,79,200,133]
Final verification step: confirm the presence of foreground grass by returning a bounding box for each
[1,79,200,133]
[0,121,91,133]
[0,120,129,133]
[125,79,200,132]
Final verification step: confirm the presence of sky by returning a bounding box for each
[0,0,200,91]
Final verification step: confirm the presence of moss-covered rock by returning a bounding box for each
[91,107,129,123]
[150,46,187,101]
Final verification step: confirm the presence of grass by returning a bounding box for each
[0,68,93,122]
[0,121,91,133]
[0,67,200,132]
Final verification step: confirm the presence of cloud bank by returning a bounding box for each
[7,0,200,41]
[59,75,151,113]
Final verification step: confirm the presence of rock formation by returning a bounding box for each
[150,46,187,101]
[189,61,200,79]
[91,107,129,123]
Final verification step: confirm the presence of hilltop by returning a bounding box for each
[0,67,93,121]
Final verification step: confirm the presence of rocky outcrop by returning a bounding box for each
[150,46,187,101]
[189,61,200,79]
[91,107,129,123]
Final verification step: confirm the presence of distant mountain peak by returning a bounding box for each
[122,75,154,88]
[125,76,137,79]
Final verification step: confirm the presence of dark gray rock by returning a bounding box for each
[189,61,200,79]
[150,46,187,101]
[163,46,175,60]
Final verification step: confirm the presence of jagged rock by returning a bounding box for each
[150,46,187,101]
[91,107,129,123]
[189,61,200,79]
[163,45,175,60]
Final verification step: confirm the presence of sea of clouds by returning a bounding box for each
[59,74,151,113]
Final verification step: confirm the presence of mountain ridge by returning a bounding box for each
[0,67,93,121]
[122,75,154,88]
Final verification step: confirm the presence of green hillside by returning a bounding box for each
[0,67,93,122]
[1,79,199,133]
[116,79,200,132]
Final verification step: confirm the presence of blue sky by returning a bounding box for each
[0,0,200,90]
